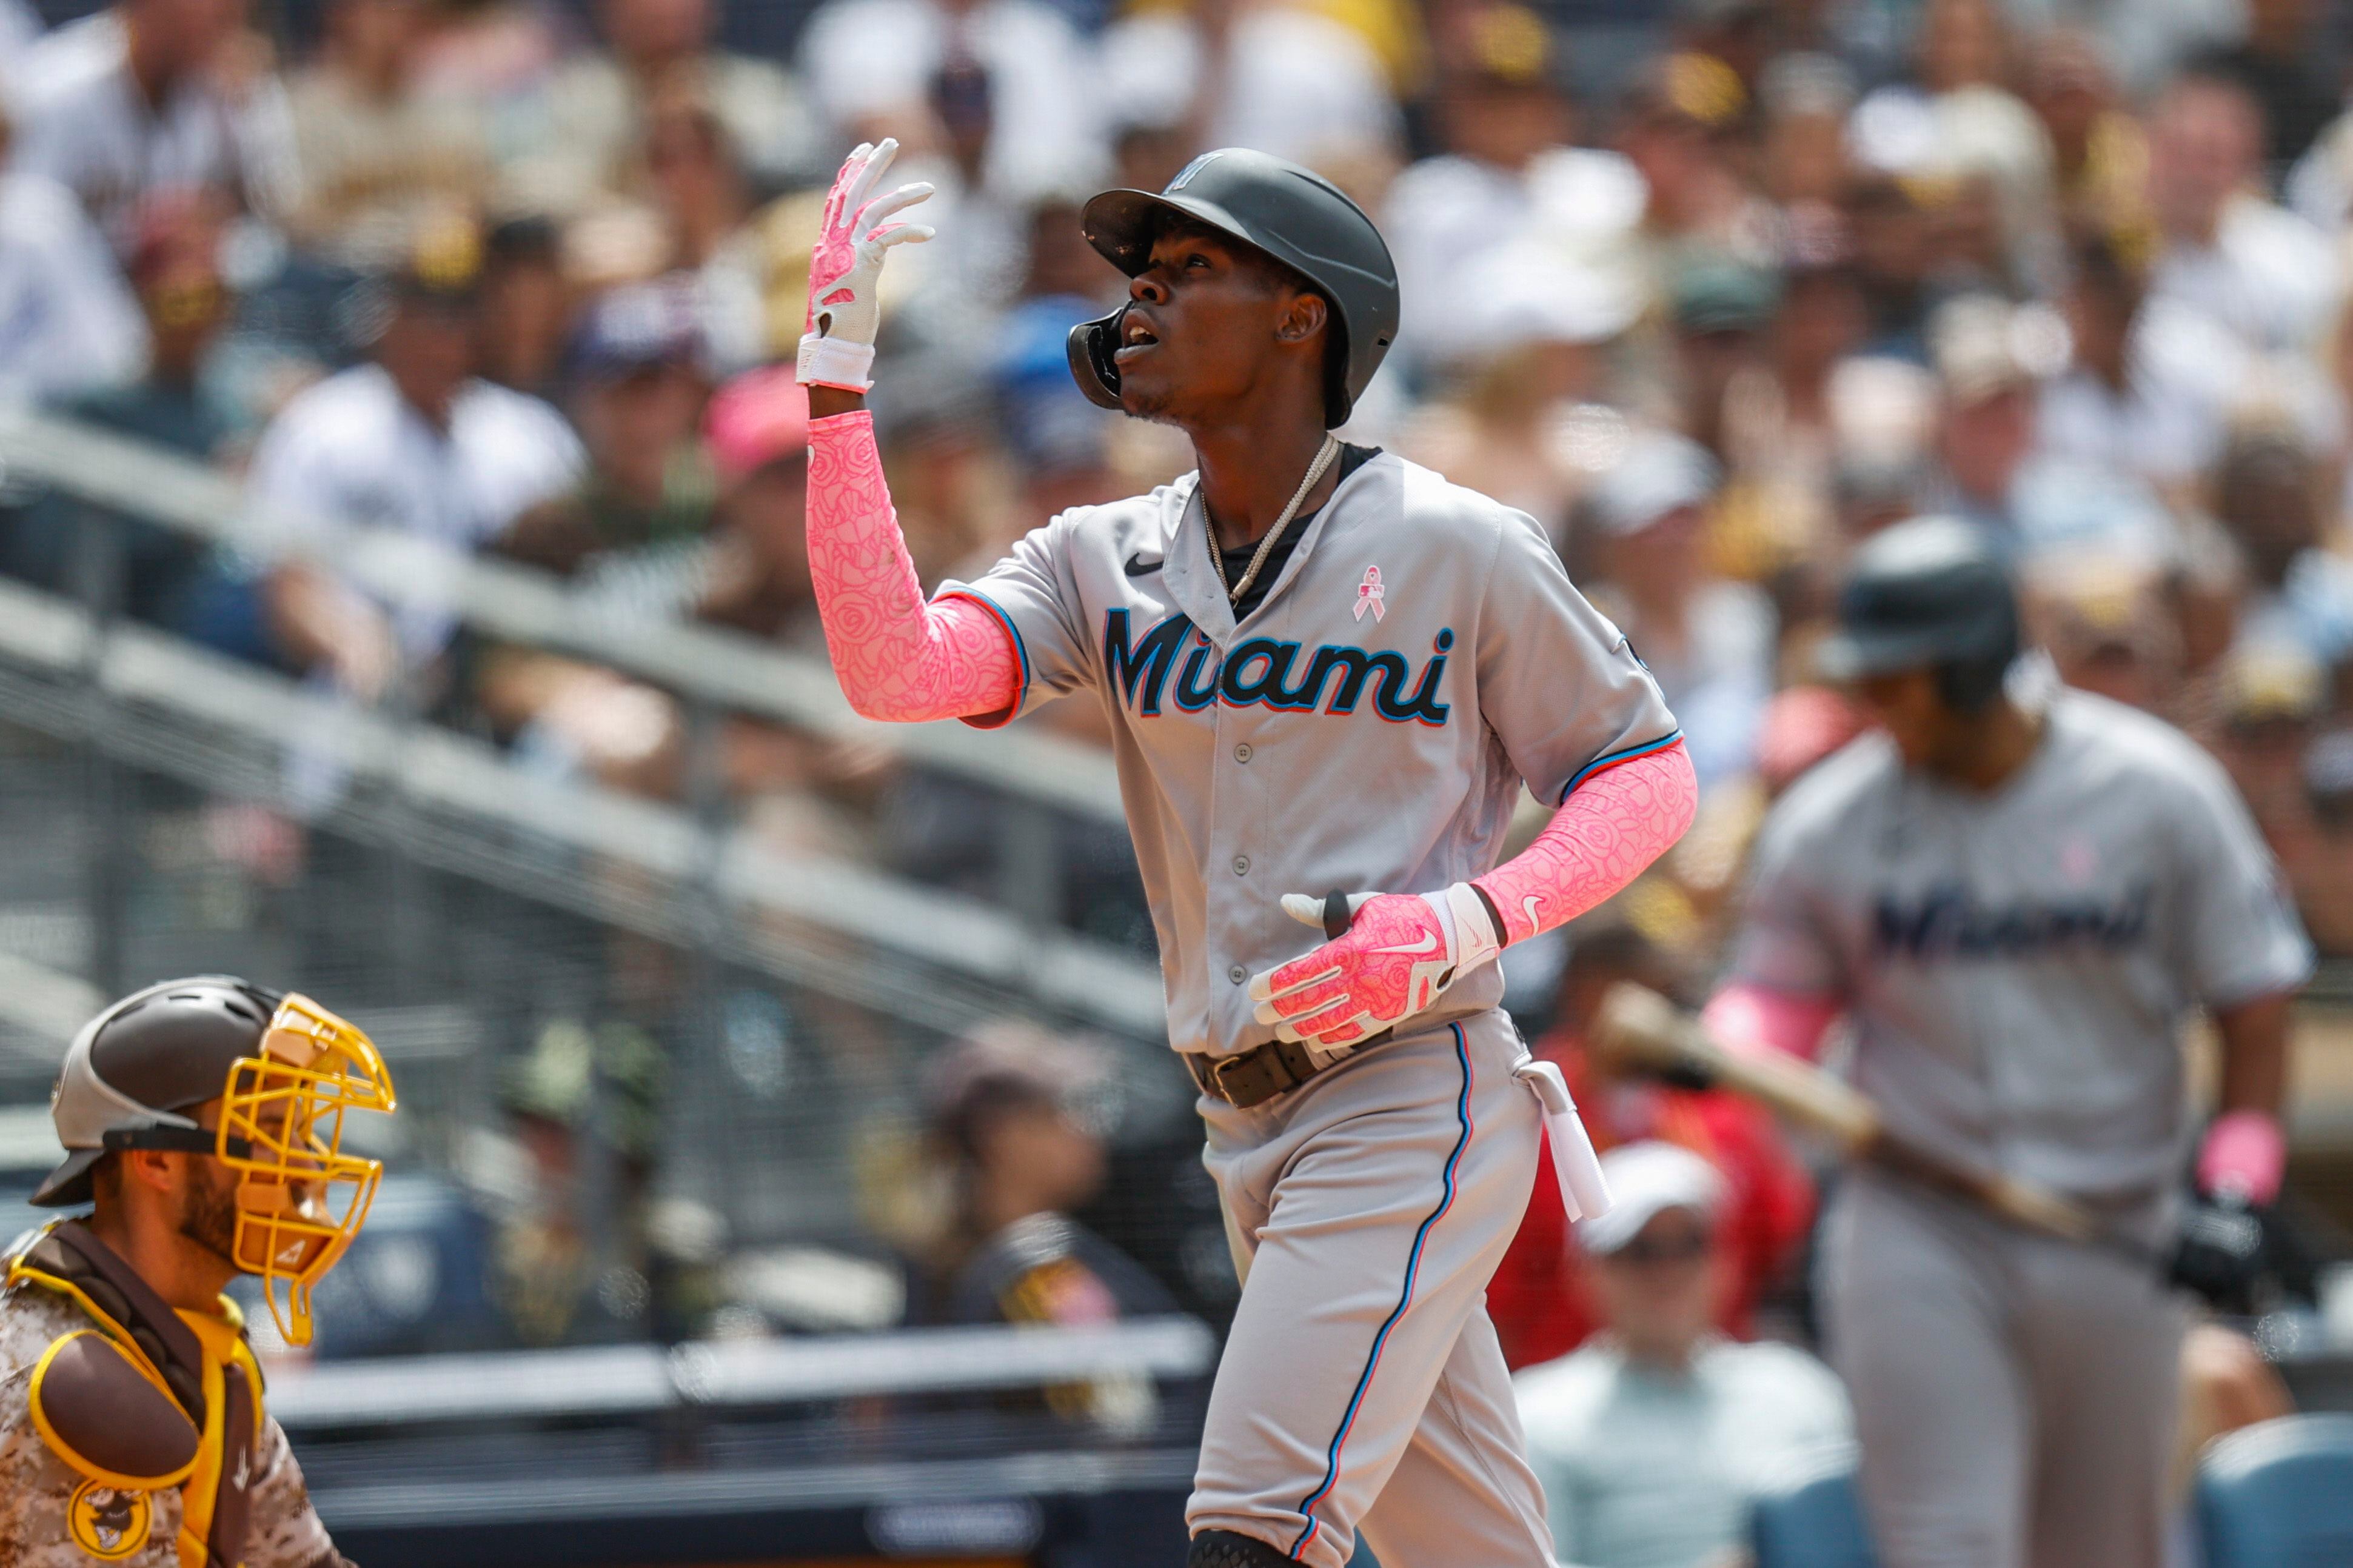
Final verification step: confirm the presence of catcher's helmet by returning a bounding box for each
[36,975,396,1345]
[1067,148,1400,427]
[1817,516,2021,711]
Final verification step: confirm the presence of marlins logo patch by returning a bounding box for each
[67,1478,152,1560]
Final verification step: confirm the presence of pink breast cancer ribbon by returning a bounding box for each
[1354,565,1385,622]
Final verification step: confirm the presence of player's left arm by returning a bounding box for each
[2172,745,2315,1209]
[1252,510,1694,1048]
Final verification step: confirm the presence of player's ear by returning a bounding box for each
[1274,289,1328,347]
[121,1146,179,1196]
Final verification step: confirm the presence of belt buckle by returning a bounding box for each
[1208,1052,1253,1105]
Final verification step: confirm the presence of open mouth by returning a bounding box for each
[1113,313,1160,364]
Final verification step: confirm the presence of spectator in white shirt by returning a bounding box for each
[0,106,147,405]
[282,0,492,273]
[1096,0,1402,178]
[9,0,295,253]
[2144,67,2340,355]
[250,224,582,697]
[798,0,1104,201]
[2038,232,2315,498]
[1515,1142,1853,1568]
[1383,4,1642,381]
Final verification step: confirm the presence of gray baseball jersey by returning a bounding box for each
[1730,687,2312,1201]
[939,450,1679,1059]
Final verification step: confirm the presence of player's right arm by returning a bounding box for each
[797,140,1023,726]
[1704,773,1853,1063]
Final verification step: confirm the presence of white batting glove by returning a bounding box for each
[1248,886,1505,1050]
[797,139,934,392]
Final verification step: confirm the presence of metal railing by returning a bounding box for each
[0,573,1163,1036]
[0,409,1126,824]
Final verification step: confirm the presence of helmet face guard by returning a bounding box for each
[214,994,396,1345]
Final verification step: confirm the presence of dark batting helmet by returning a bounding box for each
[1066,148,1401,428]
[1817,516,2021,712]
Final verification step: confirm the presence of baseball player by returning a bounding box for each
[795,141,1697,1566]
[2,976,396,1567]
[1705,518,2309,1568]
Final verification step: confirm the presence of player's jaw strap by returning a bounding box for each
[104,1125,256,1159]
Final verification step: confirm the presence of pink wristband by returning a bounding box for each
[2198,1109,2286,1206]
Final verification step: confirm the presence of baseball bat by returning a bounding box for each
[1592,981,2103,1246]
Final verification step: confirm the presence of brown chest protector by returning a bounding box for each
[10,1221,263,1567]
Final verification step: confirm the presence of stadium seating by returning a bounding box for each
[1750,1460,1879,1568]
[2196,1413,2353,1568]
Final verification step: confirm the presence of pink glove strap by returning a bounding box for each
[2199,1109,2286,1206]
[1702,982,1841,1064]
[808,411,1023,723]
[1471,739,1698,947]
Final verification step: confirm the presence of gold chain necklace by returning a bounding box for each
[1203,434,1342,606]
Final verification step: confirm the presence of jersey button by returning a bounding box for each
[1233,855,1250,876]
[1234,743,1253,762]
[1228,964,1247,984]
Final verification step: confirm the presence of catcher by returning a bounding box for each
[2,976,397,1567]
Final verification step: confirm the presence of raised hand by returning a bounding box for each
[798,139,935,392]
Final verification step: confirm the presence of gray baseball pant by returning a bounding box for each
[1820,1169,2187,1568]
[1187,1010,1555,1568]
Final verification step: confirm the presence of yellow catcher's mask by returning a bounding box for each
[215,994,397,1345]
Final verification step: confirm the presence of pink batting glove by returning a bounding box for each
[797,139,934,392]
[2198,1109,2287,1207]
[1248,886,1503,1050]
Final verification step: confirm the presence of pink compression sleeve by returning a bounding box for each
[1701,983,1841,1065]
[806,410,1023,722]
[1471,739,1699,947]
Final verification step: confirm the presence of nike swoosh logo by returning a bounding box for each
[1373,932,1441,955]
[1122,552,1163,577]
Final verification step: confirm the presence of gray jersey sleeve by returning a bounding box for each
[2166,747,2313,1008]
[1476,508,1680,804]
[936,512,1097,727]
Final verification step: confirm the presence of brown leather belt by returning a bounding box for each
[1187,1028,1395,1109]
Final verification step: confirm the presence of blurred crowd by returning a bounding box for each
[10,0,2353,961]
[9,0,2353,1558]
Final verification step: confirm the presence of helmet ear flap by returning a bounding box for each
[1067,306,1128,410]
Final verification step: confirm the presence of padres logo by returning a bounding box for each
[67,1478,152,1560]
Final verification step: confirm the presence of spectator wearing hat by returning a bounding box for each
[497,275,717,608]
[8,0,295,255]
[474,216,573,401]
[252,220,583,699]
[1515,1141,1852,1568]
[700,364,820,644]
[2212,424,2353,672]
[1384,5,1645,383]
[1488,929,1816,1375]
[914,1023,1176,1429]
[1919,293,2178,568]
[504,0,822,220]
[1096,0,1401,189]
[7,201,281,664]
[283,0,492,275]
[1584,430,1776,794]
[800,0,1102,204]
